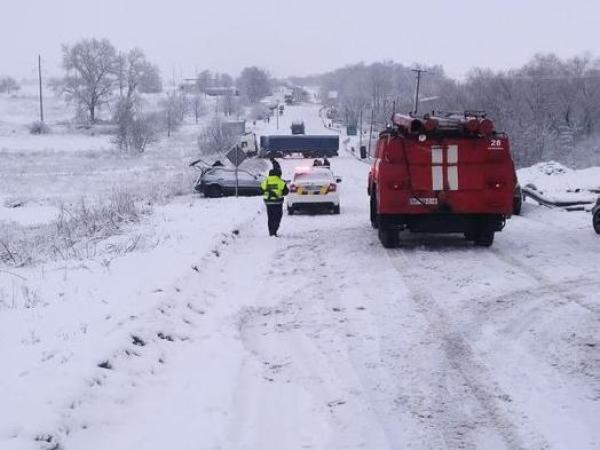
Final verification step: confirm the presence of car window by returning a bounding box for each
[207,168,226,176]
[294,170,333,182]
[237,171,257,181]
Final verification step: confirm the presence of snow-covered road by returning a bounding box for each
[1,102,600,450]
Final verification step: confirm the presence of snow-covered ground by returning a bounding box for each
[0,86,209,227]
[1,101,600,450]
[518,161,600,205]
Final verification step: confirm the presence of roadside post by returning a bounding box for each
[225,146,247,198]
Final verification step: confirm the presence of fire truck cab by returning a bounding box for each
[368,112,517,248]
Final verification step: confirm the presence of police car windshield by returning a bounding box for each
[293,168,333,182]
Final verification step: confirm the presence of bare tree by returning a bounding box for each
[197,117,238,156]
[191,91,206,124]
[0,76,20,94]
[59,38,119,123]
[216,72,234,87]
[160,91,185,137]
[112,48,164,151]
[195,70,212,93]
[113,100,160,152]
[237,66,271,103]
[219,91,240,117]
[138,63,162,93]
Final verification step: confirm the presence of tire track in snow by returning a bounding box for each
[229,236,397,450]
[492,248,600,316]
[387,249,550,450]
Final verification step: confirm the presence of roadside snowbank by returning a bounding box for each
[518,161,600,203]
[0,195,262,450]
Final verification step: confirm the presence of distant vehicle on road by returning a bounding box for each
[593,198,600,234]
[291,121,305,135]
[287,167,341,215]
[239,132,258,157]
[259,135,339,158]
[194,166,263,198]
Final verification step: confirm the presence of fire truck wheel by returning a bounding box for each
[474,229,495,247]
[593,209,600,234]
[513,193,523,215]
[370,194,379,229]
[378,227,399,248]
[464,231,476,241]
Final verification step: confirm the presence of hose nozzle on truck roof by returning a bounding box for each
[391,113,495,136]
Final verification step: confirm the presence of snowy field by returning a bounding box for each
[1,100,600,450]
[0,86,223,236]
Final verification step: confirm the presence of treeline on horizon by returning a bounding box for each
[291,54,600,168]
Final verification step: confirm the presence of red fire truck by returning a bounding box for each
[368,112,517,248]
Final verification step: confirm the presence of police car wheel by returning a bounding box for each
[593,209,600,234]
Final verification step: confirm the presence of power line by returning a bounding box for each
[38,55,44,123]
[412,69,427,115]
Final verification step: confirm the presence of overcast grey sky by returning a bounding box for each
[2,0,599,81]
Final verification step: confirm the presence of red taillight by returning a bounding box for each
[290,184,297,193]
[327,183,336,192]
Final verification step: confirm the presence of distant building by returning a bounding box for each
[204,87,239,97]
[178,82,239,97]
[221,120,246,136]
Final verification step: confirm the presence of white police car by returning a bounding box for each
[287,167,341,215]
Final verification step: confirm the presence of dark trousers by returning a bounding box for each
[266,203,283,236]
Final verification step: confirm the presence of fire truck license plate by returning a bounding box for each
[409,197,438,205]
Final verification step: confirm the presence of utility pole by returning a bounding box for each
[368,108,374,157]
[412,68,427,115]
[276,104,279,130]
[118,52,124,98]
[359,108,363,149]
[38,55,44,123]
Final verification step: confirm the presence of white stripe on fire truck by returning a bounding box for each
[431,146,443,191]
[447,166,458,190]
[447,145,458,164]
[432,166,443,191]
[431,146,443,164]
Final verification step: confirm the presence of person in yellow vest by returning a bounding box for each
[260,169,289,237]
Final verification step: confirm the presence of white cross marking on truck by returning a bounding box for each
[431,145,459,191]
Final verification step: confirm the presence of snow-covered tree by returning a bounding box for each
[0,76,20,94]
[237,67,271,103]
[59,38,119,123]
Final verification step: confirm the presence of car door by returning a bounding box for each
[236,170,261,195]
